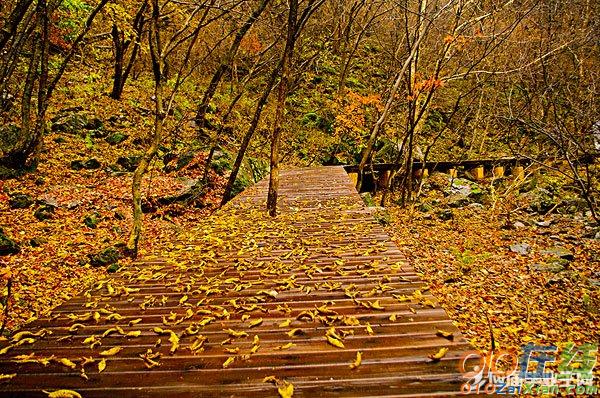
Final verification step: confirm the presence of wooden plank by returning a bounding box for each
[0,166,471,397]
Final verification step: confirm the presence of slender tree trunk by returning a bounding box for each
[110,24,125,99]
[0,0,34,52]
[127,0,164,256]
[266,0,299,217]
[195,0,270,132]
[221,63,280,206]
[356,16,428,190]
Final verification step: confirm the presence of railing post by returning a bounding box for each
[472,166,484,180]
[512,166,524,180]
[493,166,505,178]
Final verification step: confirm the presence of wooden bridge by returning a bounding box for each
[0,167,472,397]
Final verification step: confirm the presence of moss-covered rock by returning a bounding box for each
[89,247,119,267]
[116,156,141,172]
[0,228,20,255]
[83,212,101,229]
[105,132,128,145]
[33,204,55,221]
[9,193,33,209]
[70,158,101,170]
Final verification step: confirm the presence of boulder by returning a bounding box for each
[116,156,141,172]
[70,158,101,170]
[418,203,433,212]
[521,187,556,213]
[29,237,48,247]
[51,112,89,134]
[437,209,453,221]
[34,204,55,221]
[532,258,569,273]
[510,243,531,255]
[176,150,197,171]
[106,263,121,273]
[0,228,20,255]
[89,247,119,267]
[105,132,128,145]
[85,117,104,131]
[9,193,33,209]
[447,193,471,208]
[541,246,574,261]
[83,212,101,229]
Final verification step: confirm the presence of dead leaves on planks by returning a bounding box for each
[0,185,458,395]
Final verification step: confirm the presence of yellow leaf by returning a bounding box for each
[98,358,106,373]
[179,295,189,305]
[350,351,362,369]
[249,318,263,328]
[58,358,77,369]
[326,335,344,349]
[43,390,83,398]
[263,375,278,384]
[128,318,142,326]
[278,342,295,350]
[106,313,124,321]
[100,346,122,356]
[278,319,291,328]
[225,329,248,338]
[278,381,294,398]
[428,347,449,361]
[435,330,454,340]
[14,338,35,346]
[287,328,302,337]
[365,323,374,335]
[168,332,180,354]
[0,374,16,381]
[222,356,235,368]
[0,345,13,355]
[68,324,85,333]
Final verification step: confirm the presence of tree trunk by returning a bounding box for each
[356,20,428,190]
[110,24,125,100]
[195,0,270,133]
[111,1,147,100]
[0,0,34,52]
[127,0,164,256]
[221,63,280,206]
[266,0,299,217]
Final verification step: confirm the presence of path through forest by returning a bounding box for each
[0,167,472,397]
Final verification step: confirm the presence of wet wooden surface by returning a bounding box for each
[0,166,471,397]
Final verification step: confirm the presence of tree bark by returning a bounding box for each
[0,0,34,52]
[195,0,270,133]
[266,0,299,217]
[221,63,281,206]
[127,0,164,256]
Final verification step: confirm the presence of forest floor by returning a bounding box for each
[383,173,600,376]
[2,143,600,382]
[0,97,226,332]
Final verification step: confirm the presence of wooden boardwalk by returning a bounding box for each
[0,167,472,397]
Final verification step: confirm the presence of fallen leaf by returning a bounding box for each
[98,358,106,373]
[278,381,294,398]
[100,347,122,356]
[350,351,362,369]
[43,390,83,398]
[428,347,449,361]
